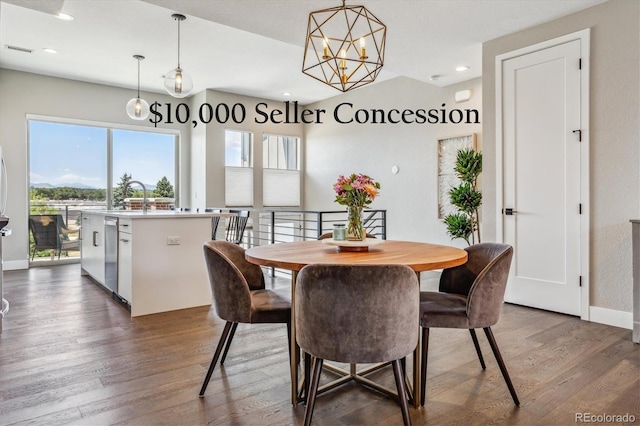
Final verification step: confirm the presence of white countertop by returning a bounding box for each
[82,210,217,219]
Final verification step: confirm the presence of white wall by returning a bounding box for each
[0,69,190,268]
[482,0,640,314]
[304,76,482,246]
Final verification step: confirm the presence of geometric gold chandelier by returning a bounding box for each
[302,0,386,92]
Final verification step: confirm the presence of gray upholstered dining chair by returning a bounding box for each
[199,240,291,396]
[419,242,519,406]
[296,264,419,426]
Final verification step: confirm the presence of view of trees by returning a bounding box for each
[30,174,175,205]
[30,187,106,202]
[154,176,175,198]
[112,173,134,209]
[112,173,175,208]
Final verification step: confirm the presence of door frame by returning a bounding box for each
[495,28,591,320]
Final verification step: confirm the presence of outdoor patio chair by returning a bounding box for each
[29,214,80,260]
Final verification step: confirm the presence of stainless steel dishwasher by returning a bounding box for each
[104,216,118,294]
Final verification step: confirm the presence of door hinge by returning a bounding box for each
[579,58,582,69]
[572,129,582,141]
[579,203,582,214]
[579,275,582,287]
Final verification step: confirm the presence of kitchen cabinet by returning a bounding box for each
[117,218,132,304]
[80,212,105,285]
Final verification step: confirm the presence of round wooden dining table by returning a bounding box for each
[245,239,468,407]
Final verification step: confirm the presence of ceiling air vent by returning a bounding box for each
[5,45,34,54]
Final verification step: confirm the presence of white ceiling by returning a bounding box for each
[0,0,606,104]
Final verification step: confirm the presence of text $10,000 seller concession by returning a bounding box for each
[148,101,480,127]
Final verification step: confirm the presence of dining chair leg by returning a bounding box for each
[303,357,324,426]
[285,321,302,367]
[420,327,429,406]
[199,321,233,397]
[286,321,292,365]
[220,322,238,365]
[399,356,410,402]
[392,359,412,426]
[483,327,520,406]
[469,329,486,370]
[304,352,312,402]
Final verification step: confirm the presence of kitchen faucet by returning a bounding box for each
[126,180,148,213]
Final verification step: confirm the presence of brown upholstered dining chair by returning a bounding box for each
[199,240,291,396]
[296,264,419,426]
[419,242,519,406]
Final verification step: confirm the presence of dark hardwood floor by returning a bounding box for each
[0,264,638,425]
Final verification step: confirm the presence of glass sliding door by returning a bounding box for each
[28,121,108,263]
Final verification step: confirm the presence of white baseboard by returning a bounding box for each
[589,306,633,330]
[3,260,29,271]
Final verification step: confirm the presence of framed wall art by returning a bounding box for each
[437,133,477,219]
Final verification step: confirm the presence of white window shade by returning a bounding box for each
[263,169,300,207]
[225,167,253,206]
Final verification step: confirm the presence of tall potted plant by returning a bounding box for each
[443,148,482,245]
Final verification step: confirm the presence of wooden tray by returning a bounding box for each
[321,238,384,252]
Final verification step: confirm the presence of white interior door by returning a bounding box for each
[500,39,583,316]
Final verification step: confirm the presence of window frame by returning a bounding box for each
[27,114,180,209]
[224,129,255,207]
[262,133,300,171]
[262,133,302,207]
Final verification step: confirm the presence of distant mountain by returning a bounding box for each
[31,182,157,190]
[31,182,98,189]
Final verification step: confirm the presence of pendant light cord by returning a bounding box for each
[177,18,181,68]
[137,58,141,98]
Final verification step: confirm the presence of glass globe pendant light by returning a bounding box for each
[164,13,193,98]
[126,55,150,120]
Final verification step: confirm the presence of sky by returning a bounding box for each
[29,121,176,189]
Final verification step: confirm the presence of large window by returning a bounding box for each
[112,129,177,208]
[28,119,178,261]
[263,134,300,207]
[225,130,253,206]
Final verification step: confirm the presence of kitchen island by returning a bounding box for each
[81,210,215,317]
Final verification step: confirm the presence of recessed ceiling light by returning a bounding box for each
[456,66,469,72]
[56,12,74,21]
[43,48,58,54]
[283,92,291,97]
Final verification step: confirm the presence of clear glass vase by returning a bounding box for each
[346,205,365,241]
